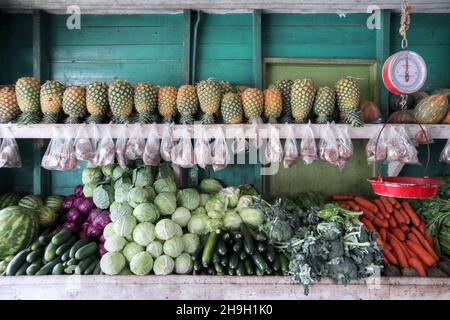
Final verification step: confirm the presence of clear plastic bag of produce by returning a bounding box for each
[334,125,353,169]
[366,127,388,164]
[194,125,211,169]
[440,139,450,164]
[319,122,339,165]
[248,118,263,150]
[283,124,298,168]
[42,127,78,171]
[115,126,129,168]
[143,123,161,166]
[300,121,317,165]
[171,126,194,168]
[264,125,283,164]
[211,126,229,171]
[0,125,21,168]
[412,127,434,146]
[74,123,94,161]
[231,127,248,155]
[160,123,173,162]
[125,124,145,161]
[88,124,115,168]
[385,125,418,164]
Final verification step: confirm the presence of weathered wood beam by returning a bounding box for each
[183,9,192,84]
[376,9,391,120]
[252,9,262,89]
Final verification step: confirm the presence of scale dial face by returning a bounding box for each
[383,51,427,95]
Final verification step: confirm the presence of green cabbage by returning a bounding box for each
[163,236,184,258]
[181,233,200,254]
[101,164,115,178]
[199,194,210,207]
[112,166,131,181]
[119,267,132,275]
[220,187,240,208]
[114,182,132,203]
[104,234,127,252]
[83,183,97,198]
[114,177,132,189]
[82,167,103,185]
[93,184,115,209]
[156,162,175,180]
[223,210,242,231]
[237,195,253,210]
[171,207,191,227]
[238,208,264,229]
[110,201,134,222]
[130,251,153,275]
[133,203,160,223]
[133,167,154,188]
[187,213,210,236]
[205,193,228,216]
[207,218,224,232]
[127,187,153,208]
[146,241,163,259]
[153,255,174,275]
[113,214,137,238]
[122,241,144,262]
[154,178,177,194]
[132,222,156,246]
[100,252,126,275]
[154,192,177,215]
[144,186,156,202]
[103,222,116,239]
[175,253,193,274]
[192,206,207,216]
[155,219,179,240]
[177,188,200,211]
[200,179,223,194]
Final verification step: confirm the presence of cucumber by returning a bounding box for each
[192,245,203,261]
[248,228,267,242]
[75,255,97,275]
[61,250,71,262]
[272,256,281,272]
[228,267,235,276]
[64,265,77,274]
[207,267,216,275]
[256,242,267,253]
[69,239,90,259]
[26,248,44,263]
[36,257,62,275]
[67,258,78,266]
[30,240,43,251]
[236,261,245,276]
[212,251,221,264]
[52,263,64,275]
[216,272,225,276]
[239,248,247,260]
[51,228,72,245]
[93,261,102,275]
[15,262,31,275]
[256,267,265,276]
[244,258,254,275]
[279,254,289,275]
[266,245,277,263]
[266,266,273,275]
[252,252,268,272]
[220,255,228,267]
[44,242,59,262]
[202,232,219,268]
[38,232,55,246]
[56,235,77,256]
[232,241,241,252]
[214,262,224,274]
[62,261,68,268]
[83,258,99,275]
[240,224,254,255]
[26,261,43,275]
[75,242,98,260]
[217,238,227,256]
[229,251,239,269]
[6,249,30,276]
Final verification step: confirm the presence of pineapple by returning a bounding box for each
[62,86,87,124]
[219,81,234,95]
[221,92,243,124]
[291,79,315,123]
[108,80,134,123]
[241,88,264,122]
[15,77,41,124]
[177,84,199,124]
[40,80,65,123]
[158,86,178,123]
[86,81,109,123]
[313,86,336,124]
[263,86,282,123]
[196,79,222,124]
[134,82,158,123]
[335,77,363,127]
[275,79,293,123]
[235,84,248,98]
[0,86,20,123]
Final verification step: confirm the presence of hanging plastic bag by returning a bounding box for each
[231,127,248,155]
[160,123,173,162]
[440,139,450,164]
[319,123,339,165]
[264,125,283,164]
[58,127,78,170]
[283,124,298,168]
[194,126,211,169]
[143,124,161,166]
[300,121,317,165]
[334,125,353,169]
[385,126,418,164]
[88,124,115,168]
[125,124,145,161]
[413,127,434,145]
[115,126,129,168]
[74,123,94,161]
[171,126,194,168]
[211,127,229,171]
[0,126,21,168]
[248,118,263,150]
[42,129,61,170]
[366,127,388,164]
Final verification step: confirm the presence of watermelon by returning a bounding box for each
[36,206,57,228]
[0,193,21,210]
[45,195,63,211]
[0,206,39,260]
[18,195,44,210]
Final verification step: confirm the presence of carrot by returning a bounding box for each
[399,224,409,233]
[389,197,403,210]
[380,197,394,213]
[401,201,421,227]
[383,249,398,265]
[332,195,354,201]
[389,236,409,268]
[347,201,360,212]
[390,228,406,242]
[419,221,427,235]
[408,232,422,245]
[354,197,378,213]
[393,210,406,225]
[410,227,439,262]
[339,203,351,209]
[361,208,375,221]
[399,208,411,225]
[360,217,377,233]
[374,199,390,219]
[405,240,436,267]
[372,216,389,228]
[379,228,387,243]
[408,257,427,277]
[384,243,392,251]
[374,210,386,221]
[426,235,434,249]
[388,216,398,228]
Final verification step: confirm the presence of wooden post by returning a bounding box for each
[252,10,262,89]
[183,9,192,84]
[376,9,391,119]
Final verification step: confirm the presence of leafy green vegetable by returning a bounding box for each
[187,213,210,236]
[93,184,115,209]
[114,183,132,203]
[154,192,177,216]
[163,236,184,258]
[177,188,200,211]
[220,187,240,208]
[133,167,154,188]
[113,214,137,238]
[155,219,179,240]
[122,241,144,262]
[200,179,223,194]
[127,187,154,208]
[100,252,126,275]
[181,233,200,254]
[101,164,115,178]
[130,251,153,275]
[223,210,242,230]
[132,222,156,246]
[82,168,103,185]
[153,255,174,275]
[110,201,134,222]
[104,234,127,252]
[133,203,160,223]
[154,178,177,194]
[175,253,193,274]
[171,207,191,227]
[239,208,264,229]
[83,183,97,198]
[146,241,163,259]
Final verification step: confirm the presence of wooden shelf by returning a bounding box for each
[0,123,449,140]
[0,276,449,300]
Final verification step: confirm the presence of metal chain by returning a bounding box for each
[399,0,411,49]
[400,94,408,110]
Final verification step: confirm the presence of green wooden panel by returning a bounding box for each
[48,14,182,27]
[264,13,370,26]
[263,44,375,59]
[196,60,253,84]
[49,167,83,196]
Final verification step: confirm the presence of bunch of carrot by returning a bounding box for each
[332,195,439,277]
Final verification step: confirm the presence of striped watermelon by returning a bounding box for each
[0,206,38,259]
[36,206,57,228]
[0,193,21,210]
[45,195,63,211]
[18,195,44,210]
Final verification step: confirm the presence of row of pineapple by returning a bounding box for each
[0,76,363,126]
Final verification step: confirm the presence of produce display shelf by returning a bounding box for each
[0,276,449,300]
[0,124,449,140]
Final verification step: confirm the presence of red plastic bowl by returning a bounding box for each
[368,176,442,199]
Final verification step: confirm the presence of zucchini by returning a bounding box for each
[272,256,281,272]
[266,245,277,263]
[240,224,255,255]
[56,235,77,256]
[256,242,267,253]
[26,248,44,263]
[239,248,247,260]
[36,257,62,275]
[216,272,225,276]
[61,250,71,262]
[30,240,43,251]
[93,261,102,275]
[51,228,72,245]
[265,266,273,275]
[67,258,78,266]
[232,232,242,242]
[236,261,245,276]
[217,238,227,256]
[248,228,267,242]
[244,258,254,275]
[193,260,203,272]
[232,241,242,252]
[279,254,289,275]
[202,231,219,268]
[214,262,224,274]
[69,239,90,259]
[26,261,43,275]
[229,251,239,269]
[212,251,221,264]
[44,242,58,262]
[62,261,68,268]
[64,265,77,274]
[207,267,216,275]
[75,255,97,275]
[191,245,203,261]
[6,249,30,276]
[256,267,265,276]
[228,267,235,276]
[75,242,98,260]
[52,263,64,275]
[222,232,231,242]
[220,255,228,267]
[83,258,99,275]
[15,261,31,276]
[252,252,268,272]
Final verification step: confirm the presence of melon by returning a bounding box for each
[442,106,450,124]
[0,193,21,210]
[18,195,44,210]
[413,93,449,124]
[45,195,63,210]
[36,206,57,228]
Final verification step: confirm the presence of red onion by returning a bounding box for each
[77,198,94,215]
[62,221,80,233]
[74,185,84,197]
[78,230,89,240]
[66,208,82,223]
[92,212,111,230]
[98,243,107,256]
[87,209,103,223]
[62,195,76,211]
[86,225,102,238]
[99,234,106,243]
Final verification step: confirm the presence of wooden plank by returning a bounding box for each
[376,9,391,119]
[196,59,253,84]
[252,10,262,89]
[183,9,192,84]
